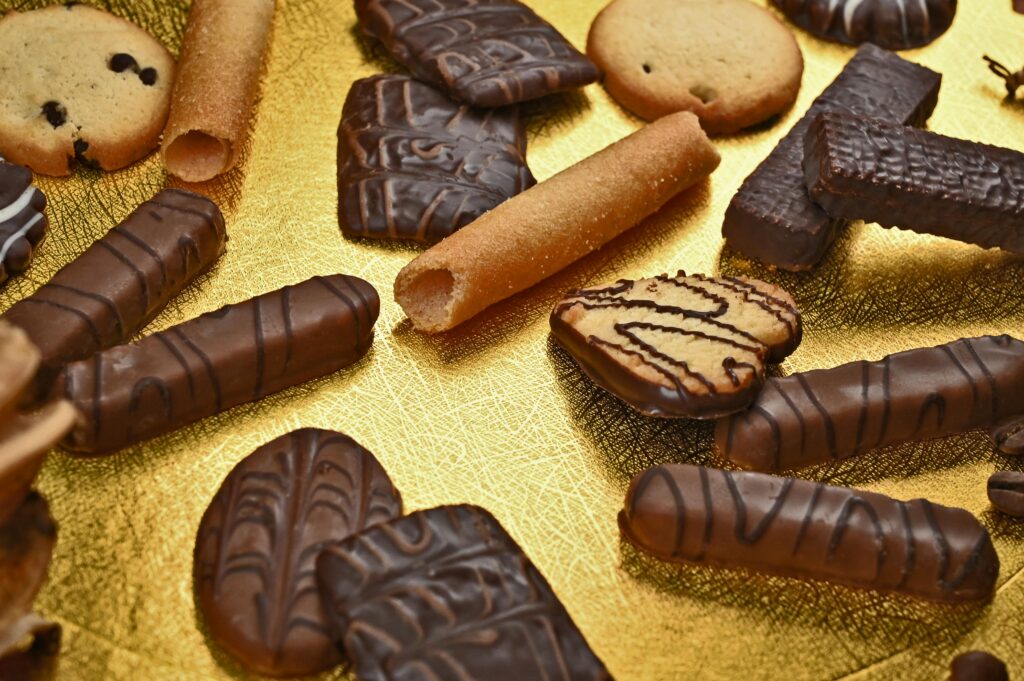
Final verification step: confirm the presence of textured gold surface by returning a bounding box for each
[0,0,1022,679]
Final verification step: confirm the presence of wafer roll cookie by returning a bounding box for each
[394,111,720,333]
[161,0,275,182]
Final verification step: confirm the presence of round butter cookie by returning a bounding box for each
[587,0,803,134]
[0,4,175,176]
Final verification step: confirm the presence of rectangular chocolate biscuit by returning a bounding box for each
[804,111,1024,254]
[316,505,612,681]
[722,44,941,271]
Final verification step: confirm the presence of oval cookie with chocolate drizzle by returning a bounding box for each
[550,271,802,419]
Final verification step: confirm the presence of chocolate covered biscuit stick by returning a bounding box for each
[622,464,999,602]
[3,189,226,400]
[715,336,1024,472]
[57,275,379,455]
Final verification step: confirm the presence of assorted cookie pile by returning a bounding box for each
[0,0,1022,678]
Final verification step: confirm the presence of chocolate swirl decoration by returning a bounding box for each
[56,275,380,455]
[550,272,802,419]
[0,160,47,286]
[770,0,957,51]
[3,188,226,402]
[338,74,534,244]
[621,464,999,603]
[316,505,613,681]
[354,0,600,107]
[715,336,1024,472]
[194,429,402,677]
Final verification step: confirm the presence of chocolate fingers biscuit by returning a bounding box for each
[316,505,612,681]
[804,111,1024,254]
[550,272,801,418]
[3,189,226,400]
[339,74,534,244]
[621,464,999,602]
[715,336,1024,472]
[722,43,941,271]
[57,275,379,455]
[355,0,599,107]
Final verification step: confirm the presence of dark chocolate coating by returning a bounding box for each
[950,651,1009,681]
[621,464,999,602]
[3,189,226,401]
[354,0,600,107]
[338,74,534,244]
[195,429,402,677]
[722,44,941,271]
[987,471,1024,518]
[0,160,48,285]
[56,275,379,455]
[316,505,612,681]
[715,336,1024,472]
[771,0,956,50]
[549,273,802,419]
[804,111,1024,254]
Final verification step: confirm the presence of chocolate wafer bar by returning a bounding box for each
[722,43,941,271]
[56,275,379,455]
[804,111,1024,254]
[715,336,1024,472]
[3,189,226,400]
[316,505,612,681]
[339,74,534,244]
[621,464,999,602]
[355,0,599,107]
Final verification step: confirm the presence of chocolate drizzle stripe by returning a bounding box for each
[920,499,952,589]
[114,225,168,287]
[171,327,223,411]
[914,393,946,435]
[698,465,713,560]
[724,471,795,545]
[44,282,126,338]
[317,276,362,343]
[875,356,893,449]
[773,379,807,458]
[963,338,1000,419]
[853,361,870,455]
[281,287,293,369]
[826,496,886,578]
[589,335,693,399]
[939,344,979,417]
[751,406,782,472]
[96,240,151,308]
[155,333,195,399]
[795,373,838,458]
[792,483,823,555]
[896,501,915,589]
[92,352,103,443]
[18,298,103,347]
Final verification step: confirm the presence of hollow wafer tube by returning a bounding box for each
[394,111,721,333]
[161,0,275,182]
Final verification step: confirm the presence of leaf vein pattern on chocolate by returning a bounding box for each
[195,429,401,676]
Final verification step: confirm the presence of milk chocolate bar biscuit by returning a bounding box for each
[587,0,803,133]
[804,111,1024,255]
[621,464,999,602]
[550,272,801,419]
[771,0,957,50]
[355,0,600,107]
[722,44,941,271]
[316,505,613,681]
[3,189,226,401]
[0,161,47,286]
[57,275,379,455]
[339,75,534,244]
[195,429,402,677]
[0,5,175,175]
[715,336,1024,472]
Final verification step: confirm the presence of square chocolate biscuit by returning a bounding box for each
[338,75,534,244]
[316,504,612,681]
[355,0,599,107]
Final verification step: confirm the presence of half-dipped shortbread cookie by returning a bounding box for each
[550,272,801,418]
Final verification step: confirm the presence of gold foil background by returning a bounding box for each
[0,0,1022,679]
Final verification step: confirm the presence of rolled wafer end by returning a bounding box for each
[163,130,232,183]
[396,112,720,333]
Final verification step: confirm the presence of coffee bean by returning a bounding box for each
[139,67,158,86]
[41,101,66,128]
[951,651,1008,681]
[992,417,1024,454]
[987,471,1024,517]
[109,53,138,73]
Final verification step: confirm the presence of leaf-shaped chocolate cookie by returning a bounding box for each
[355,0,599,107]
[194,429,402,677]
[550,272,802,419]
[316,505,612,681]
[338,74,534,244]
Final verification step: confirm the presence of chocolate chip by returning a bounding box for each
[988,471,1024,517]
[41,101,66,128]
[109,53,138,73]
[951,651,1009,681]
[642,63,652,74]
[72,139,100,170]
[139,68,158,86]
